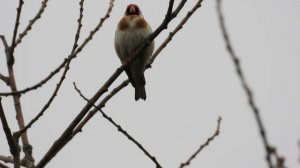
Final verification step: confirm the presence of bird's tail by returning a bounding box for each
[130,61,147,101]
[135,85,146,101]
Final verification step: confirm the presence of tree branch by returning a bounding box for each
[35,1,115,167]
[0,0,112,97]
[15,0,49,47]
[9,0,24,65]
[148,0,204,66]
[1,24,33,167]
[0,155,13,165]
[0,73,10,86]
[73,83,163,168]
[16,0,85,138]
[73,79,130,134]
[179,117,222,168]
[0,162,9,168]
[0,98,20,168]
[0,57,67,96]
[0,155,27,168]
[165,0,174,21]
[0,35,9,55]
[216,0,285,168]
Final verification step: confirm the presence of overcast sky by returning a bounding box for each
[1,0,300,168]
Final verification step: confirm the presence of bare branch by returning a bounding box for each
[216,0,286,168]
[1,33,24,168]
[0,155,27,168]
[0,36,9,49]
[0,57,68,96]
[73,83,162,168]
[148,0,204,66]
[0,98,20,168]
[15,0,49,46]
[0,73,10,86]
[1,6,34,166]
[17,0,85,137]
[35,1,115,167]
[268,146,286,168]
[0,155,13,164]
[70,0,84,53]
[6,59,32,166]
[0,162,9,168]
[11,0,24,48]
[148,0,187,42]
[9,0,24,65]
[179,117,222,168]
[0,35,10,62]
[165,0,175,21]
[0,0,113,97]
[73,79,130,134]
[1,15,33,167]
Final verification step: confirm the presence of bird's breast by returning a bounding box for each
[118,16,148,31]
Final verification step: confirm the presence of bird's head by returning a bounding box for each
[125,4,141,16]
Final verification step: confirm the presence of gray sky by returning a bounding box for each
[1,0,300,168]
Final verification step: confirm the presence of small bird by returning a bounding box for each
[115,4,154,101]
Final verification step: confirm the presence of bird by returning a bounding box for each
[115,4,154,101]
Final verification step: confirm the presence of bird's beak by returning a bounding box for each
[130,6,136,13]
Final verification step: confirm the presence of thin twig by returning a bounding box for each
[165,0,175,21]
[148,0,203,66]
[73,79,130,134]
[17,0,85,137]
[0,162,9,168]
[0,155,28,168]
[0,155,13,164]
[2,24,33,167]
[0,35,9,56]
[216,0,283,168]
[70,0,84,53]
[15,0,48,46]
[11,0,24,47]
[15,0,49,46]
[0,98,20,168]
[0,0,112,97]
[0,73,10,86]
[35,1,115,167]
[73,83,162,168]
[9,0,24,65]
[7,54,32,153]
[0,57,67,96]
[179,117,222,168]
[148,0,186,43]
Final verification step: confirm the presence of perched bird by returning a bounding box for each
[115,4,154,101]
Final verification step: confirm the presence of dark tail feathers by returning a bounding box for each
[135,85,146,101]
